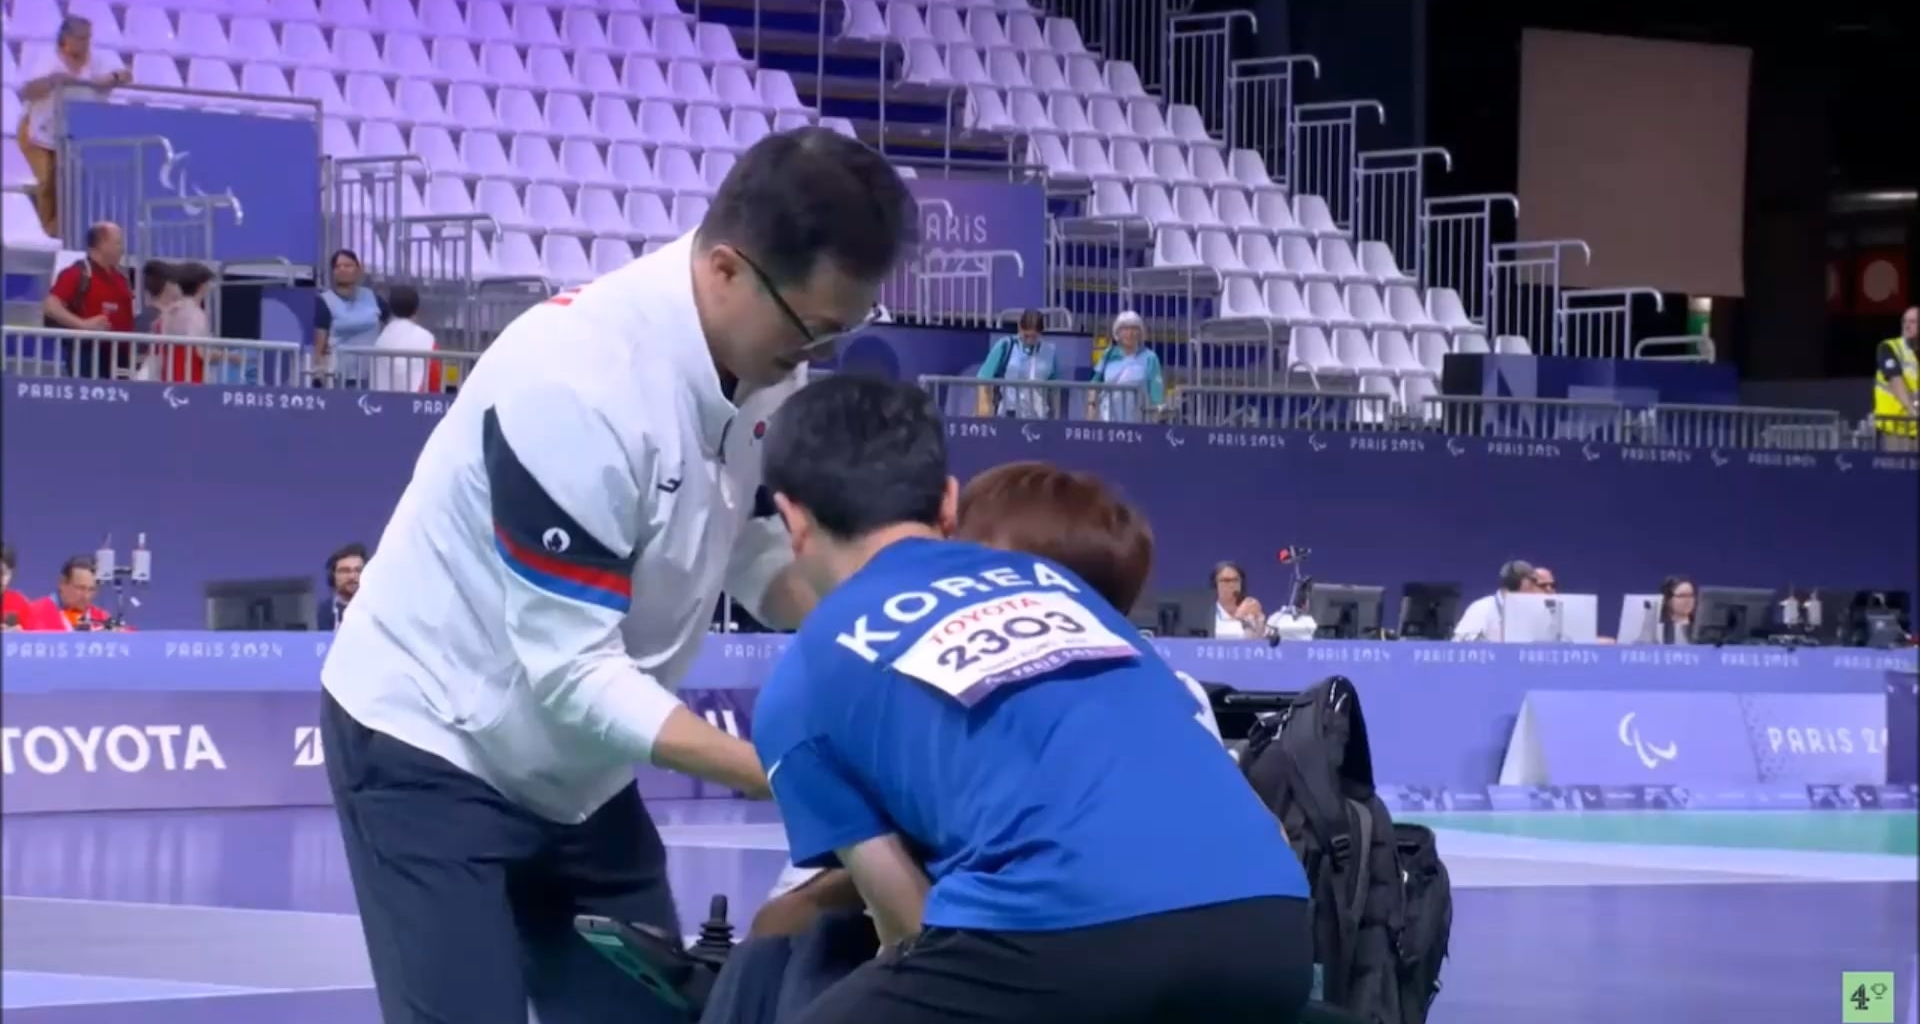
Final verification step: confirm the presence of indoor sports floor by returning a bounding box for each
[3,802,1915,1024]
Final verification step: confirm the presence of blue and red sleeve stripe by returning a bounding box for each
[481,406,637,615]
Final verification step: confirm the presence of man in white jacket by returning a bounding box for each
[318,128,916,1024]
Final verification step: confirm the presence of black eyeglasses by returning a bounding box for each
[732,248,874,360]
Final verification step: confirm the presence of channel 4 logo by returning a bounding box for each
[293,726,325,767]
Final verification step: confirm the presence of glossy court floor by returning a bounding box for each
[3,803,1916,1024]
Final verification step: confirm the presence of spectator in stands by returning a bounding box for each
[317,542,368,632]
[42,221,134,378]
[1,543,28,630]
[975,308,1060,418]
[1873,306,1918,440]
[314,249,387,388]
[146,261,234,385]
[15,16,130,238]
[22,555,114,632]
[370,285,435,393]
[1211,561,1267,638]
[1451,559,1540,642]
[1089,310,1166,423]
[1636,575,1696,645]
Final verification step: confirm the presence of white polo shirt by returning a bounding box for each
[321,233,799,824]
[1452,593,1504,641]
[20,47,122,149]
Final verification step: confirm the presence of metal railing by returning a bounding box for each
[917,375,1156,423]
[1556,288,1664,361]
[56,85,323,271]
[1633,335,1715,363]
[1418,395,1630,443]
[5,325,1895,454]
[3,326,306,386]
[330,344,481,393]
[1046,216,1150,336]
[1177,385,1391,431]
[2,327,474,394]
[1165,10,1258,148]
[1052,0,1186,99]
[1288,101,1385,231]
[1354,148,1451,281]
[1648,404,1845,451]
[1225,56,1319,191]
[1419,194,1518,325]
[1488,239,1590,353]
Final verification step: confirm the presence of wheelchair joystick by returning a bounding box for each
[690,894,735,966]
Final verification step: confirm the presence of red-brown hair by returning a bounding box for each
[955,461,1154,614]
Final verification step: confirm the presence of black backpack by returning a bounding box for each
[1240,676,1451,1024]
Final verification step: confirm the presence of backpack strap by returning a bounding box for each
[1345,796,1373,921]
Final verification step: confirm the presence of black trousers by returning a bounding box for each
[321,691,684,1024]
[791,897,1313,1024]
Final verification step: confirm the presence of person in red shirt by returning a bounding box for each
[41,220,134,378]
[1,543,30,630]
[22,555,116,632]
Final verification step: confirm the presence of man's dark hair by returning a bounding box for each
[60,555,96,580]
[1016,309,1044,332]
[326,542,369,577]
[388,284,421,319]
[141,260,172,299]
[698,128,917,287]
[763,374,947,539]
[1498,559,1535,592]
[1,542,16,572]
[171,261,215,296]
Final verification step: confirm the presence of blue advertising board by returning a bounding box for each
[6,632,1913,785]
[1738,691,1890,784]
[3,633,1913,814]
[1503,688,1891,787]
[1502,690,1760,786]
[5,373,1913,630]
[906,176,1047,312]
[63,99,321,265]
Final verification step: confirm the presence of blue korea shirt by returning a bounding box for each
[752,538,1307,933]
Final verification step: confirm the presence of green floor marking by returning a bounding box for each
[1394,811,1919,857]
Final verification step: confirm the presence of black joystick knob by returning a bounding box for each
[690,894,735,963]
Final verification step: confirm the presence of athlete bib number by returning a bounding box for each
[890,590,1139,707]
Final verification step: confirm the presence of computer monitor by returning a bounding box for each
[1149,588,1221,638]
[1551,594,1599,644]
[1500,593,1589,644]
[1397,582,1463,640]
[1618,593,1661,645]
[1845,590,1913,649]
[204,577,314,631]
[1692,586,1778,645]
[1308,584,1385,640]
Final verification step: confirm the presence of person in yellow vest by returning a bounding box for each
[1874,306,1918,439]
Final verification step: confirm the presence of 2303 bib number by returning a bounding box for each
[891,590,1138,707]
[937,609,1087,673]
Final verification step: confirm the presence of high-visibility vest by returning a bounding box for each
[1874,336,1918,436]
